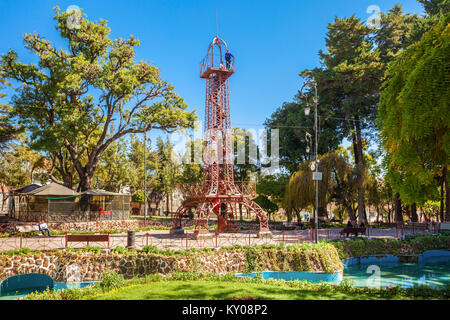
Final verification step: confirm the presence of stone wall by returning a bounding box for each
[0,250,248,282]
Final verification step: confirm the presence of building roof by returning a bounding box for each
[25,182,80,196]
[82,189,123,196]
[11,184,42,194]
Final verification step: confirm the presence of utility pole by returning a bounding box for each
[313,82,319,243]
[144,131,147,222]
[301,80,320,243]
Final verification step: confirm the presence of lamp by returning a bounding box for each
[305,104,311,116]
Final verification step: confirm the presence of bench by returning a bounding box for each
[282,222,297,230]
[440,222,450,231]
[65,233,110,248]
[402,223,429,231]
[15,225,41,233]
[340,227,366,237]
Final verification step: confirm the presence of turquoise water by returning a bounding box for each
[343,256,450,289]
[236,271,343,283]
[236,251,450,290]
[0,281,99,300]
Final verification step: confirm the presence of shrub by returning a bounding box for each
[82,246,103,254]
[111,246,128,254]
[101,271,125,291]
[3,248,31,255]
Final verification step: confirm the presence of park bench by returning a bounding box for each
[402,223,429,231]
[375,222,397,228]
[441,222,450,231]
[340,227,366,238]
[65,233,110,248]
[15,224,40,234]
[282,222,297,230]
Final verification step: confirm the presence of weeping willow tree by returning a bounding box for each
[285,149,359,223]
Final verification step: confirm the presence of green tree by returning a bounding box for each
[264,81,344,175]
[378,14,450,221]
[256,174,289,209]
[315,15,385,224]
[253,195,278,221]
[132,189,145,204]
[94,137,132,192]
[375,5,419,64]
[0,79,22,150]
[180,138,203,184]
[418,0,450,16]
[0,136,45,210]
[150,137,182,215]
[1,7,196,191]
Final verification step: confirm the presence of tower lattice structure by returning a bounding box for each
[171,36,271,238]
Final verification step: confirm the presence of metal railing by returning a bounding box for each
[200,54,235,77]
[0,224,440,253]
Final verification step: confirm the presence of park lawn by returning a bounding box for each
[86,280,416,300]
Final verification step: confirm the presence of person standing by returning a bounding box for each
[225,50,233,69]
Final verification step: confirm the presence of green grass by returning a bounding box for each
[87,280,417,300]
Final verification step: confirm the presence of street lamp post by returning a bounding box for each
[301,80,319,243]
[144,131,147,222]
[313,82,319,244]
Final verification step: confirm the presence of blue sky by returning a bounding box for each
[0,0,424,147]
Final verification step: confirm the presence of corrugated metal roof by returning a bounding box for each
[12,184,42,194]
[82,189,122,196]
[25,182,79,196]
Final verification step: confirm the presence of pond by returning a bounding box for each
[0,273,99,300]
[236,250,450,290]
[343,250,450,289]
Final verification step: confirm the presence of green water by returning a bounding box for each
[344,259,450,289]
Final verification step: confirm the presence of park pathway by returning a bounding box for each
[0,228,407,253]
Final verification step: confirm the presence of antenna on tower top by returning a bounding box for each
[216,10,219,37]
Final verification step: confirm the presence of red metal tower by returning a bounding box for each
[170,36,272,238]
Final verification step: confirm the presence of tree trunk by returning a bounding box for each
[345,201,357,224]
[444,166,449,222]
[387,202,391,223]
[0,185,6,212]
[411,203,418,222]
[394,192,403,224]
[239,203,243,221]
[77,172,93,192]
[440,168,445,222]
[286,208,293,222]
[51,150,75,189]
[295,211,301,224]
[353,119,367,225]
[166,194,169,216]
[318,205,327,222]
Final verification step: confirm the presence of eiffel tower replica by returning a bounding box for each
[171,36,272,239]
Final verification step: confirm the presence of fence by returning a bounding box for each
[0,224,440,253]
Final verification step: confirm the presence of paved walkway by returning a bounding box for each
[0,227,415,252]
